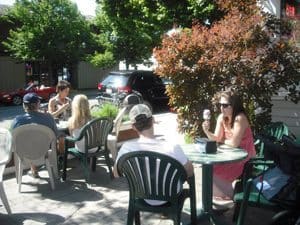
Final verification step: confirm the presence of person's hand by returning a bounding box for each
[202,120,210,132]
[62,102,70,111]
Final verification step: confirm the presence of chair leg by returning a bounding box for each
[45,159,55,190]
[81,157,90,182]
[126,203,135,225]
[62,150,68,181]
[134,211,140,225]
[189,178,197,225]
[236,179,252,225]
[0,182,11,214]
[104,149,114,179]
[173,212,181,225]
[14,153,20,184]
[48,149,59,178]
[18,161,23,193]
[233,202,241,222]
[91,156,97,171]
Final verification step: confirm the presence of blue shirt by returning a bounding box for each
[11,111,58,136]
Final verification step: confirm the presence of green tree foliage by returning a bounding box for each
[154,1,300,138]
[93,0,219,68]
[2,0,91,84]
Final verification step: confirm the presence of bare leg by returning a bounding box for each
[213,176,234,199]
[30,164,39,177]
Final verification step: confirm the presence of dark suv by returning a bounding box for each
[97,70,169,109]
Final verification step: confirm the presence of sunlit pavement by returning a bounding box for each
[0,92,275,224]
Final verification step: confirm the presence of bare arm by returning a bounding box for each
[184,160,194,177]
[48,97,70,118]
[224,114,249,147]
[202,114,224,142]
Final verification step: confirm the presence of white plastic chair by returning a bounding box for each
[107,107,127,161]
[12,124,58,192]
[0,128,12,214]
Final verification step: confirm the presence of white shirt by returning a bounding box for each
[72,128,98,153]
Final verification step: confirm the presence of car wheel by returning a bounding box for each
[12,95,22,105]
[49,92,56,99]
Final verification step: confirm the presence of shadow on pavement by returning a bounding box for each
[0,212,65,225]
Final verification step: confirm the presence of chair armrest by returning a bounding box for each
[248,157,274,165]
[65,135,80,142]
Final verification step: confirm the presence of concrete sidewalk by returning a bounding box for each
[0,113,275,225]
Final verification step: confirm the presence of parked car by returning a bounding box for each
[97,70,170,110]
[0,83,56,106]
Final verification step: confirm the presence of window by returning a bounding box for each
[282,0,300,47]
[284,0,300,18]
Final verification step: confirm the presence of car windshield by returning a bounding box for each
[102,75,128,87]
[162,78,172,85]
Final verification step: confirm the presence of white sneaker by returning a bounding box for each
[212,197,234,209]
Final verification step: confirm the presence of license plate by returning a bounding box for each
[106,88,112,94]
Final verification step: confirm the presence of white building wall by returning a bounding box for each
[0,56,25,91]
[76,61,117,89]
[261,0,281,18]
[272,96,300,137]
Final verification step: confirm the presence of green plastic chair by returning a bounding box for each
[117,151,197,225]
[233,122,297,224]
[255,122,291,158]
[233,161,279,225]
[62,117,113,182]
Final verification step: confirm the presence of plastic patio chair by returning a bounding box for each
[107,93,142,161]
[12,124,58,192]
[107,107,127,161]
[0,128,12,214]
[233,161,279,225]
[255,121,293,158]
[233,122,298,225]
[62,117,113,182]
[117,151,197,225]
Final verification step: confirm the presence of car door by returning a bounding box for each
[131,72,168,104]
[148,75,168,102]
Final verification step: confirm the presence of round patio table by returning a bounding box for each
[180,143,248,225]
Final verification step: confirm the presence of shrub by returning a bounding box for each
[153,1,300,139]
[91,103,119,119]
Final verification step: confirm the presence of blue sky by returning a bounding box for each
[0,0,97,16]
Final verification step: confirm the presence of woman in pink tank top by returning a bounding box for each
[202,88,256,201]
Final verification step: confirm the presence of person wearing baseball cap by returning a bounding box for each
[11,92,58,178]
[22,92,42,104]
[113,104,194,206]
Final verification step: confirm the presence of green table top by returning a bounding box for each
[180,143,248,165]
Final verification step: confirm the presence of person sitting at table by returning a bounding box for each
[113,104,194,206]
[68,94,97,153]
[202,88,256,202]
[11,92,58,178]
[48,80,71,121]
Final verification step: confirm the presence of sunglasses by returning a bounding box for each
[218,103,231,108]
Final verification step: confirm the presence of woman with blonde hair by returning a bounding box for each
[68,94,97,153]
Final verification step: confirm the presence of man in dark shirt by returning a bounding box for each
[11,92,58,178]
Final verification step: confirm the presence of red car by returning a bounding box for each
[0,83,56,106]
